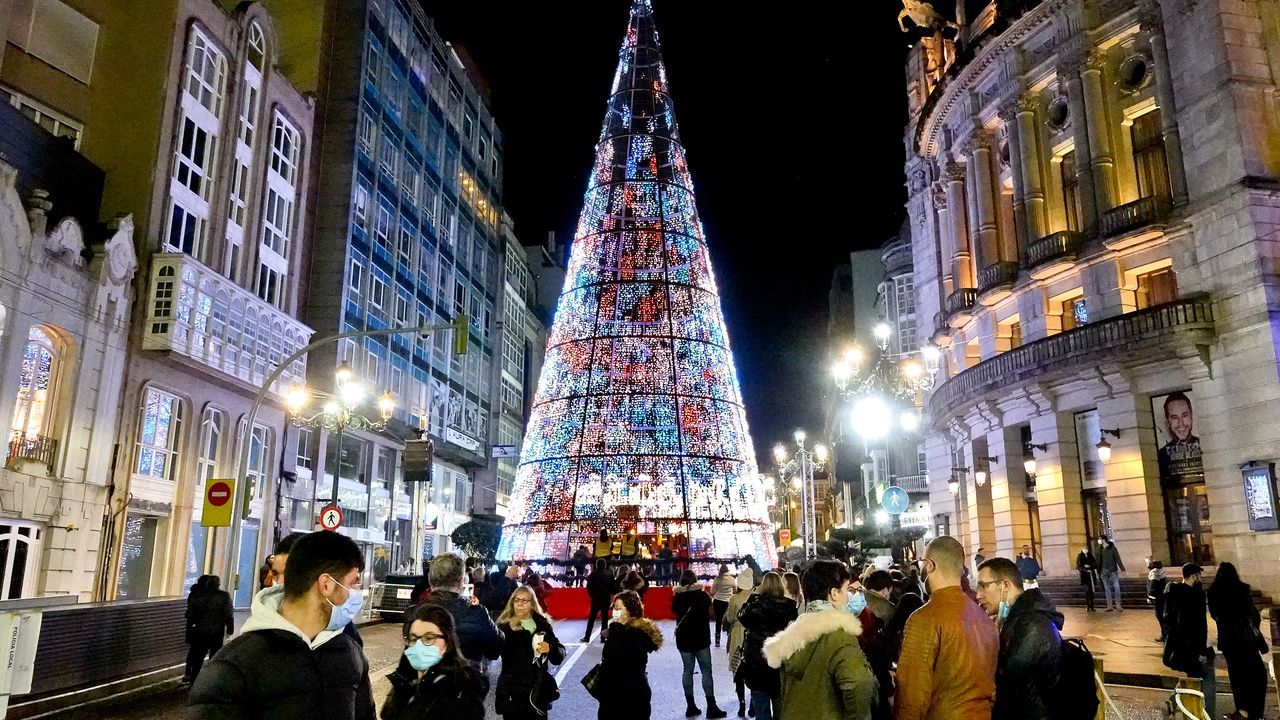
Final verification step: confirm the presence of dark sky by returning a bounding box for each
[423,1,911,461]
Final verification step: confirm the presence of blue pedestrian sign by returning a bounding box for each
[882,486,910,515]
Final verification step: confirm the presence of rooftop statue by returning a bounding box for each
[899,0,959,33]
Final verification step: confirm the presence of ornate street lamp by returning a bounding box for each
[774,430,828,558]
[285,362,395,517]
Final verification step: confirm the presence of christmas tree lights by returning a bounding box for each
[498,0,774,565]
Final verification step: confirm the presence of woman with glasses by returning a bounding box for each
[382,603,488,720]
[495,585,566,719]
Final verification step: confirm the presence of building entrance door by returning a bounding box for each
[1165,482,1213,565]
[1082,490,1113,547]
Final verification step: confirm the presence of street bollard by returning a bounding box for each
[1175,677,1205,719]
[1093,652,1105,720]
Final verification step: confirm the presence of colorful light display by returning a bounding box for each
[498,0,774,564]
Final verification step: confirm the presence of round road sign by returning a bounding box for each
[882,486,910,515]
[207,481,232,507]
[319,504,344,530]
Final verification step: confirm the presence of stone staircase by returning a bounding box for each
[1034,573,1275,609]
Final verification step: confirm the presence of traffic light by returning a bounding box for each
[453,314,469,355]
[403,438,434,484]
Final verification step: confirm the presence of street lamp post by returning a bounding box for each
[775,432,827,559]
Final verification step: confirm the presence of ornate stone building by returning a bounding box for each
[905,0,1280,594]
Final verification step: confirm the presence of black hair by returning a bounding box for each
[679,569,697,586]
[800,559,851,605]
[864,570,894,593]
[1163,391,1192,415]
[977,557,1023,585]
[403,603,469,669]
[282,531,364,600]
[273,531,309,556]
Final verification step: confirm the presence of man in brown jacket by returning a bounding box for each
[895,536,999,720]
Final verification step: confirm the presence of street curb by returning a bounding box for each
[1104,669,1277,694]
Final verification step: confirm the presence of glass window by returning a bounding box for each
[349,258,364,296]
[185,28,227,115]
[246,424,271,502]
[10,326,60,440]
[135,388,183,482]
[1061,150,1080,232]
[296,427,314,471]
[1132,111,1171,200]
[1136,267,1178,309]
[270,114,301,186]
[196,408,224,485]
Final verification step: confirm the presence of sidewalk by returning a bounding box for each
[1060,605,1276,690]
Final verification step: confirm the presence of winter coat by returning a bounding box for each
[763,608,876,720]
[859,592,897,720]
[724,589,751,674]
[991,589,1064,720]
[737,593,799,695]
[1162,582,1211,676]
[1015,555,1042,581]
[1099,544,1125,574]
[586,569,618,604]
[1075,552,1098,587]
[671,583,713,652]
[187,586,375,720]
[1147,568,1168,604]
[1207,581,1264,656]
[597,619,663,719]
[495,613,565,717]
[711,574,736,602]
[419,589,503,666]
[380,657,488,720]
[480,572,517,618]
[187,587,234,642]
[895,586,998,720]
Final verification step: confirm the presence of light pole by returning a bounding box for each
[284,363,396,514]
[775,431,828,559]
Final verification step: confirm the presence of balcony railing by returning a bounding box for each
[143,254,313,397]
[893,474,929,493]
[944,288,978,322]
[1101,195,1171,238]
[1027,230,1084,269]
[928,297,1214,419]
[6,432,58,474]
[977,261,1019,294]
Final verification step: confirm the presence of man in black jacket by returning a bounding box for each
[188,531,375,720]
[582,558,618,642]
[1163,563,1216,719]
[479,561,517,618]
[976,557,1063,720]
[419,552,503,669]
[181,575,234,686]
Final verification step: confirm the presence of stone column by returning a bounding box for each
[967,133,1001,273]
[1060,67,1100,235]
[1031,410,1087,575]
[1014,97,1047,244]
[988,423,1033,559]
[962,441,997,557]
[1080,51,1118,213]
[933,182,955,297]
[1142,5,1190,205]
[999,102,1030,264]
[944,157,974,288]
[1099,381,1169,567]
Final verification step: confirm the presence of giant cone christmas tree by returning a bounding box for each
[498,0,773,564]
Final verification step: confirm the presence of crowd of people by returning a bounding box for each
[178,529,1270,720]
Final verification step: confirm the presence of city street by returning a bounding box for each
[43,616,1279,719]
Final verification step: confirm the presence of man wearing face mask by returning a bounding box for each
[417,553,503,671]
[858,571,897,720]
[975,558,1064,720]
[188,530,375,720]
[895,536,998,720]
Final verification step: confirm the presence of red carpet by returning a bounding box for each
[544,586,678,620]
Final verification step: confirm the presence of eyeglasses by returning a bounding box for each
[514,598,533,605]
[407,631,445,644]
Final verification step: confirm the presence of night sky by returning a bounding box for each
[423,1,912,463]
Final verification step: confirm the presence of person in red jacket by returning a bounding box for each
[858,570,897,720]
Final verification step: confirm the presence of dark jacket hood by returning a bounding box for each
[1008,588,1064,630]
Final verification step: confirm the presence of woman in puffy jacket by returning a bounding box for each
[382,603,488,720]
[595,590,663,720]
[495,585,566,719]
[722,568,754,717]
[736,572,798,720]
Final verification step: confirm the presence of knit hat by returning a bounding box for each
[736,568,754,591]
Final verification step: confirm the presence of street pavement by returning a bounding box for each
[35,614,1280,719]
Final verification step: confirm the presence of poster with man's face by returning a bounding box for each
[1152,390,1203,483]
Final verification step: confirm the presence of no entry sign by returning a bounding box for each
[319,504,344,531]
[201,479,235,527]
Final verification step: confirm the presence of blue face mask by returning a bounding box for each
[997,588,1011,620]
[846,590,867,615]
[404,640,443,671]
[324,576,364,632]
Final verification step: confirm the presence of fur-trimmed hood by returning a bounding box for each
[763,607,862,669]
[673,582,706,594]
[620,617,664,649]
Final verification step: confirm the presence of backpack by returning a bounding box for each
[1054,637,1101,720]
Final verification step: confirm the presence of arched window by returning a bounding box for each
[134,387,184,482]
[0,523,43,599]
[11,326,60,440]
[247,22,266,70]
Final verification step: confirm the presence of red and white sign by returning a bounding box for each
[779,528,792,546]
[207,481,232,507]
[319,504,344,531]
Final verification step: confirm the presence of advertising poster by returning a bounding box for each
[1074,410,1106,490]
[1241,462,1279,531]
[1151,390,1203,484]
